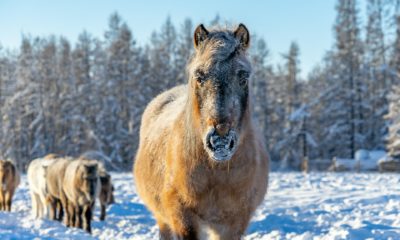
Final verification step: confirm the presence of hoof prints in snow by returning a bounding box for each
[0,173,399,239]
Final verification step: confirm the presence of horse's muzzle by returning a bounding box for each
[205,128,238,162]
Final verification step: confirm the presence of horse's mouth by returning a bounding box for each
[205,129,238,162]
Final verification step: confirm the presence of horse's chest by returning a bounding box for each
[184,164,255,220]
[188,164,252,193]
[195,196,248,236]
[194,179,251,222]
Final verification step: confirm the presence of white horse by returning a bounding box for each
[27,156,57,219]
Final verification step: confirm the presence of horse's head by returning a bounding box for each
[78,161,99,200]
[188,24,251,162]
[99,172,114,204]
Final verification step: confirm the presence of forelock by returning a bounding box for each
[188,27,243,73]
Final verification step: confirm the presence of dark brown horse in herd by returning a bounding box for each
[0,160,19,212]
[134,23,269,239]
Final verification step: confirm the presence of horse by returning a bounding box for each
[134,23,269,239]
[63,158,99,233]
[97,165,115,221]
[27,156,57,218]
[0,160,20,211]
[45,155,72,222]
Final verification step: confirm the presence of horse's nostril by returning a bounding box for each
[215,123,229,136]
[229,138,235,149]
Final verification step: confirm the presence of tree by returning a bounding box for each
[333,0,364,158]
[102,13,141,165]
[175,18,194,85]
[148,16,178,92]
[250,35,272,149]
[386,85,400,159]
[364,0,391,149]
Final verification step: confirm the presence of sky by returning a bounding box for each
[0,0,368,78]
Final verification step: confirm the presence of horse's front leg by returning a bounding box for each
[161,189,198,240]
[75,205,83,229]
[5,190,13,211]
[214,212,252,240]
[156,219,173,240]
[83,204,92,233]
[99,203,106,221]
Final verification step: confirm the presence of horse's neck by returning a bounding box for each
[179,104,204,161]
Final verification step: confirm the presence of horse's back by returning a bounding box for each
[47,158,71,197]
[27,158,52,193]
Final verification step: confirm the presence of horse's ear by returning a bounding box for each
[234,23,250,50]
[194,24,209,50]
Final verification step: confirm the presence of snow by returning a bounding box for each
[1,172,400,239]
[330,150,388,171]
[331,158,359,171]
[356,150,387,171]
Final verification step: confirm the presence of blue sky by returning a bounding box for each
[0,0,368,78]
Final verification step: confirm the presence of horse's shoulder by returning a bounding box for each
[141,85,187,133]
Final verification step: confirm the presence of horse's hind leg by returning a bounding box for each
[37,194,44,218]
[0,191,4,211]
[38,193,48,218]
[48,196,57,220]
[56,199,63,221]
[30,192,39,218]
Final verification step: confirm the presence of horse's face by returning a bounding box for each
[100,174,114,204]
[190,24,251,162]
[80,163,98,199]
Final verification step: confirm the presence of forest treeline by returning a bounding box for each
[1,0,400,170]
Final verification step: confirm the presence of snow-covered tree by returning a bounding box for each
[330,0,364,158]
[386,85,400,159]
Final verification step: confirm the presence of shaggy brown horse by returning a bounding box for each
[63,158,99,233]
[134,24,269,239]
[98,165,115,221]
[0,160,20,211]
[45,155,72,222]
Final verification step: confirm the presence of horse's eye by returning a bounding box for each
[194,70,206,84]
[238,71,249,87]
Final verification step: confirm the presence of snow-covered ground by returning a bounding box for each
[0,172,400,240]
